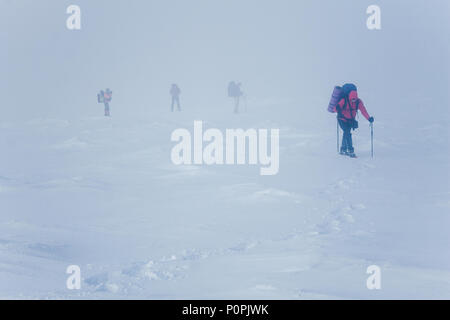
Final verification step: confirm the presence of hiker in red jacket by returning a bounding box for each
[331,84,374,157]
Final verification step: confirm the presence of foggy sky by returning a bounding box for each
[1,0,449,120]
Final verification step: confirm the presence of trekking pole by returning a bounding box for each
[370,122,374,158]
[337,118,339,153]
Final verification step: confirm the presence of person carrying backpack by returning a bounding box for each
[97,88,113,116]
[170,84,181,112]
[227,81,243,113]
[329,83,374,158]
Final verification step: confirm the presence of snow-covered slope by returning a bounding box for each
[1,98,449,299]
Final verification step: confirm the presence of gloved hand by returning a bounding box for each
[369,117,374,123]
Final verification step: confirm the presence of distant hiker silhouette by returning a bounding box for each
[170,84,181,112]
[328,83,374,158]
[227,81,243,113]
[97,88,113,116]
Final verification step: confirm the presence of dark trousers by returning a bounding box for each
[104,102,110,116]
[171,96,181,112]
[338,119,354,153]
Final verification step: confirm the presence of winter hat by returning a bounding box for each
[342,83,357,96]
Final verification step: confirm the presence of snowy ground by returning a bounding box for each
[0,99,449,299]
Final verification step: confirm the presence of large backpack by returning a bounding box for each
[228,81,237,97]
[327,83,358,113]
[97,90,104,103]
